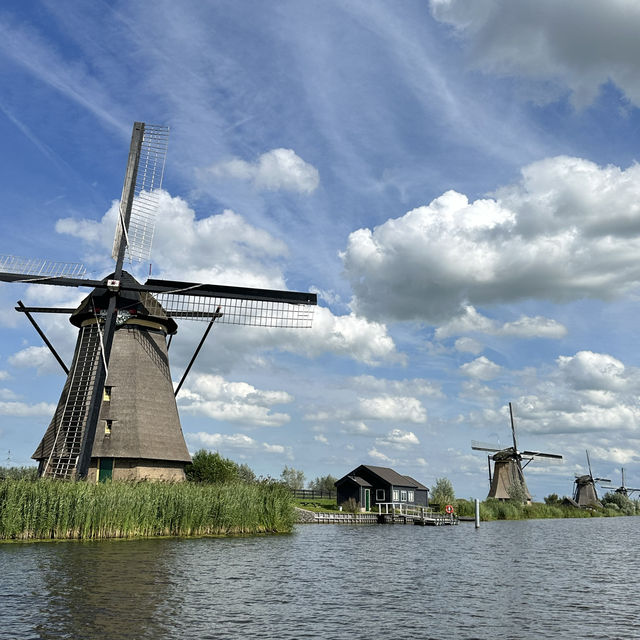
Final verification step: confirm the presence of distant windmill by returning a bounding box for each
[573,450,610,508]
[599,467,640,498]
[472,402,563,502]
[0,122,317,482]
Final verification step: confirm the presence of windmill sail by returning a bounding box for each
[112,123,169,264]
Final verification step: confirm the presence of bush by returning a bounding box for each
[185,450,246,484]
[431,477,455,509]
[0,466,38,480]
[341,497,359,513]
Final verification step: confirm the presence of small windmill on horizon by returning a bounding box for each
[0,122,317,482]
[573,450,610,508]
[472,402,563,502]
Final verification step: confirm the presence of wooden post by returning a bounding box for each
[475,498,480,528]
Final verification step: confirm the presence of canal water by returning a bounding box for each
[1,517,639,639]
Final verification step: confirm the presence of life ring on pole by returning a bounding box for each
[445,504,454,514]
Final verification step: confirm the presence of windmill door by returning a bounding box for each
[98,458,114,482]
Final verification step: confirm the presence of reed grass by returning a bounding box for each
[0,478,295,541]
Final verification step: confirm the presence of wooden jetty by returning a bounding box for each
[296,503,458,526]
[376,502,458,526]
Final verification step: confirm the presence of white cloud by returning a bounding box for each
[187,431,289,456]
[0,401,56,417]
[207,148,319,193]
[314,434,329,445]
[358,396,427,423]
[375,428,420,450]
[430,0,640,108]
[0,370,9,380]
[367,447,393,463]
[460,356,502,381]
[454,337,483,354]
[9,346,62,375]
[557,351,627,392]
[343,157,640,324]
[178,374,292,427]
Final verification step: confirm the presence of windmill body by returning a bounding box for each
[572,451,609,508]
[488,448,532,502]
[32,272,190,481]
[1,123,317,481]
[472,403,563,502]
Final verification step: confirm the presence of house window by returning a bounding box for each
[408,490,415,503]
[376,489,385,501]
[103,386,112,401]
[400,490,408,502]
[392,489,399,501]
[104,419,113,435]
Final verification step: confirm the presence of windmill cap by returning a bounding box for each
[69,271,178,334]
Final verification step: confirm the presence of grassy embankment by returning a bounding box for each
[294,496,636,520]
[0,478,295,541]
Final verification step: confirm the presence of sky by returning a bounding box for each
[2,0,640,500]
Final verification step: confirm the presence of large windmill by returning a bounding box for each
[0,122,317,482]
[573,450,610,508]
[599,468,640,498]
[471,402,563,502]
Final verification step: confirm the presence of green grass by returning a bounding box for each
[0,478,295,541]
[293,496,339,513]
[455,498,631,521]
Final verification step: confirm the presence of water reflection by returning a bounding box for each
[2,518,640,639]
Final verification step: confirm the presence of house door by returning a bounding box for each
[363,488,370,511]
[98,458,114,482]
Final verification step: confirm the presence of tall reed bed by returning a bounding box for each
[0,479,295,541]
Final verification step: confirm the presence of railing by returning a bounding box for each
[291,489,336,499]
[377,502,434,518]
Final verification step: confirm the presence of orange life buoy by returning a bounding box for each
[445,504,454,514]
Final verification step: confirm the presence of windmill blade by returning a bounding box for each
[112,123,169,264]
[508,402,518,451]
[521,450,563,460]
[471,440,502,452]
[586,449,594,479]
[146,278,317,328]
[594,477,611,483]
[0,255,87,281]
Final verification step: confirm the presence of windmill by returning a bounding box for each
[573,450,610,508]
[471,402,563,502]
[0,122,317,482]
[599,468,640,498]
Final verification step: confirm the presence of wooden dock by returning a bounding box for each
[295,504,458,526]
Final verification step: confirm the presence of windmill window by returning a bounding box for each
[104,420,113,435]
[376,489,385,501]
[400,490,408,502]
[103,386,112,401]
[392,489,399,501]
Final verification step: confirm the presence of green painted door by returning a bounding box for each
[364,488,370,511]
[98,458,114,482]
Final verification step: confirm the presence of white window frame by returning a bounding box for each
[392,489,399,501]
[400,490,408,502]
[376,488,385,501]
[408,490,415,503]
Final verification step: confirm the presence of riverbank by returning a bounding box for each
[0,478,295,541]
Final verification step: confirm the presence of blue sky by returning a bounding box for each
[2,0,640,499]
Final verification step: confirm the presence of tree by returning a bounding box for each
[544,493,561,506]
[506,479,528,504]
[431,477,455,507]
[238,463,256,484]
[185,450,240,484]
[280,466,305,490]
[308,474,337,493]
[602,491,636,515]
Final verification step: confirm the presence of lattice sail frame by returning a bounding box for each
[154,292,315,328]
[0,255,86,278]
[112,124,169,263]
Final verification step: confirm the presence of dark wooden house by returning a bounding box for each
[335,465,428,510]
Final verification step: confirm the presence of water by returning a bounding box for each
[1,517,639,639]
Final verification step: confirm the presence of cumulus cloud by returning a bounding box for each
[375,428,420,449]
[56,192,401,368]
[557,351,627,392]
[178,374,292,427]
[454,337,484,354]
[0,401,56,417]
[430,0,640,107]
[460,356,502,381]
[207,148,319,193]
[9,346,62,375]
[367,447,393,463]
[342,157,640,324]
[187,431,290,456]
